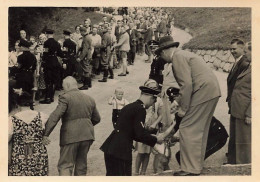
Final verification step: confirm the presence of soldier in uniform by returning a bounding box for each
[40,29,64,104]
[62,30,77,78]
[15,39,37,109]
[98,24,114,82]
[100,79,169,176]
[77,26,93,90]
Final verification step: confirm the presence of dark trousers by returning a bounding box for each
[44,68,60,100]
[58,140,93,176]
[127,45,136,64]
[104,153,132,176]
[227,116,251,164]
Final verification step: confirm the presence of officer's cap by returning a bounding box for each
[63,30,71,35]
[45,29,54,34]
[139,79,161,96]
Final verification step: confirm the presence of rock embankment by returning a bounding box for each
[185,49,235,73]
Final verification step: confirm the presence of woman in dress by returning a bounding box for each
[8,88,50,176]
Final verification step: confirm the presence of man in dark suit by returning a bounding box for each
[226,39,251,164]
[155,36,221,176]
[100,79,166,176]
[43,76,101,176]
[62,30,77,78]
[126,22,137,65]
[15,39,37,109]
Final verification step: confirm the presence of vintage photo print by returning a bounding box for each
[1,0,260,181]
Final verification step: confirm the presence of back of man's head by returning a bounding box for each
[231,38,244,45]
[63,76,78,91]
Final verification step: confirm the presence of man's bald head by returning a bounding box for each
[62,76,78,91]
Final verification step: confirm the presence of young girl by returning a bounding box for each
[134,97,163,175]
[108,87,129,128]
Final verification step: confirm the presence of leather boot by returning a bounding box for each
[79,78,88,90]
[87,77,92,88]
[98,77,107,82]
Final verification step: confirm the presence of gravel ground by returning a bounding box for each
[22,25,237,176]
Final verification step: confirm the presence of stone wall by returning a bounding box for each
[185,49,235,73]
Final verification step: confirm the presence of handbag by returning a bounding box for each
[175,116,229,164]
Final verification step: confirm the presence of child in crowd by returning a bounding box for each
[134,97,163,175]
[108,87,129,128]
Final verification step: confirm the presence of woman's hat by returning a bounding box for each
[154,36,179,55]
[139,79,161,96]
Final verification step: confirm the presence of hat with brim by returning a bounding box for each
[45,29,54,34]
[63,30,71,36]
[139,79,161,96]
[155,35,179,55]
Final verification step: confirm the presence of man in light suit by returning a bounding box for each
[155,36,221,176]
[43,76,101,176]
[226,39,251,164]
[112,26,130,76]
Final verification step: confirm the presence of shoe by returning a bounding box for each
[173,171,200,176]
[108,75,114,79]
[39,99,52,104]
[79,85,88,90]
[118,73,126,76]
[98,78,107,82]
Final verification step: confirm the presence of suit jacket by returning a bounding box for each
[171,49,221,112]
[157,19,167,34]
[230,64,251,119]
[100,100,157,161]
[114,26,121,41]
[78,34,92,61]
[114,32,130,52]
[44,88,101,146]
[226,55,249,108]
[126,29,137,47]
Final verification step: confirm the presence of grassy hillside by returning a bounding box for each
[165,7,251,49]
[9,7,110,48]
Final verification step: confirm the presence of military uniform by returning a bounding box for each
[98,30,113,82]
[16,41,37,106]
[62,37,77,77]
[41,30,64,104]
[78,29,93,89]
[100,100,157,176]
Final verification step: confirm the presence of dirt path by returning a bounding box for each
[28,14,231,176]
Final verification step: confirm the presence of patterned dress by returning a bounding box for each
[9,113,48,176]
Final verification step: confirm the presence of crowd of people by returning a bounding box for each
[8,7,175,108]
[8,7,251,176]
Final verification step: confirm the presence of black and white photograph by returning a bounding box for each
[2,0,259,179]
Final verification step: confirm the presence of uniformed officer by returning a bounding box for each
[98,24,114,82]
[62,30,77,78]
[40,29,64,104]
[15,39,37,109]
[77,26,93,90]
[100,79,167,176]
